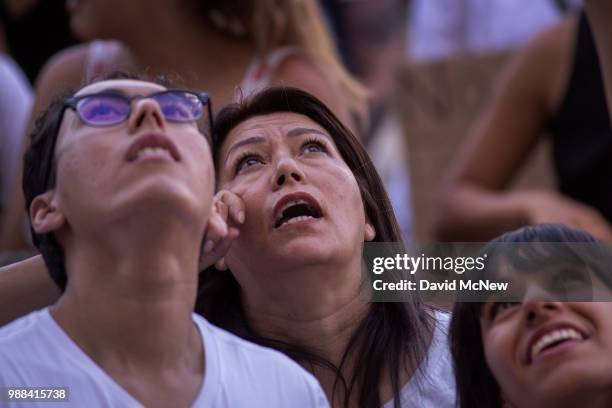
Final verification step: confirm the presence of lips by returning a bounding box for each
[126,133,181,163]
[526,323,587,364]
[272,192,323,229]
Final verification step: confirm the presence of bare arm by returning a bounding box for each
[585,0,612,120]
[0,44,89,250]
[0,256,60,325]
[435,18,612,241]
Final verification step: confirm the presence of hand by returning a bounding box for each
[517,191,612,241]
[199,190,245,270]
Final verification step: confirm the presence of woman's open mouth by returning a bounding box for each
[272,193,323,229]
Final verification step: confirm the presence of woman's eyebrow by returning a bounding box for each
[286,127,332,141]
[224,136,266,164]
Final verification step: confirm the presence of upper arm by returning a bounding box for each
[268,53,357,133]
[445,18,576,190]
[585,1,612,119]
[0,256,58,326]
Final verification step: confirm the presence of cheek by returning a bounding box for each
[55,145,114,207]
[198,162,215,209]
[326,165,365,221]
[59,150,106,188]
[483,327,524,392]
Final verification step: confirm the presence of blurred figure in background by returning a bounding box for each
[585,0,612,118]
[436,10,612,241]
[0,4,33,244]
[407,0,565,62]
[320,0,414,240]
[0,0,367,252]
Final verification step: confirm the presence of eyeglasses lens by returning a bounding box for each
[77,95,130,126]
[155,92,203,122]
[75,91,205,126]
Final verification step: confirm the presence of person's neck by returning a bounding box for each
[51,217,204,374]
[242,260,370,405]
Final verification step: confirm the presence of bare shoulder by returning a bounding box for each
[269,51,336,98]
[269,52,355,129]
[32,43,94,115]
[515,17,578,113]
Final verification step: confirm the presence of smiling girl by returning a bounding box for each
[450,224,612,408]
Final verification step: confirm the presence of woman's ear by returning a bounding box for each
[364,219,376,241]
[30,191,65,234]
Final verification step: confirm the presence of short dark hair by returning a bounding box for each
[198,86,434,408]
[450,223,611,408]
[22,72,175,291]
[23,95,70,290]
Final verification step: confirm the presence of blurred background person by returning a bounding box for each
[435,7,612,241]
[320,0,414,240]
[0,3,33,257]
[585,0,612,118]
[327,0,579,243]
[407,0,566,62]
[0,0,367,253]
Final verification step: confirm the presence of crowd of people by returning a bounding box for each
[1,0,611,407]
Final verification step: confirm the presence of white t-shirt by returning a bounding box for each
[0,309,329,407]
[383,311,456,408]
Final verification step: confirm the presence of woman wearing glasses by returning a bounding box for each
[0,0,366,251]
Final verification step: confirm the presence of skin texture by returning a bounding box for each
[216,112,380,405]
[27,79,223,407]
[481,300,612,408]
[435,17,612,241]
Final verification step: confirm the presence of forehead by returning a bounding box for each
[75,79,166,96]
[226,112,328,141]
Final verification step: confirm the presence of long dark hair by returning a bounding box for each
[450,223,610,408]
[196,86,433,407]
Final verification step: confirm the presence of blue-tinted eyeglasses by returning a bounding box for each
[43,89,214,190]
[63,89,213,135]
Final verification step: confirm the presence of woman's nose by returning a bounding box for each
[128,98,166,133]
[523,301,561,325]
[273,157,305,189]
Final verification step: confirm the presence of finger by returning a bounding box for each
[199,227,239,270]
[212,227,240,258]
[217,190,245,224]
[205,212,228,248]
[214,198,230,223]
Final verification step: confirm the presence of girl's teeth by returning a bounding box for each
[531,328,583,360]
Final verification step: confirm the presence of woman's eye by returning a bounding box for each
[235,155,264,174]
[489,302,520,320]
[301,139,327,154]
